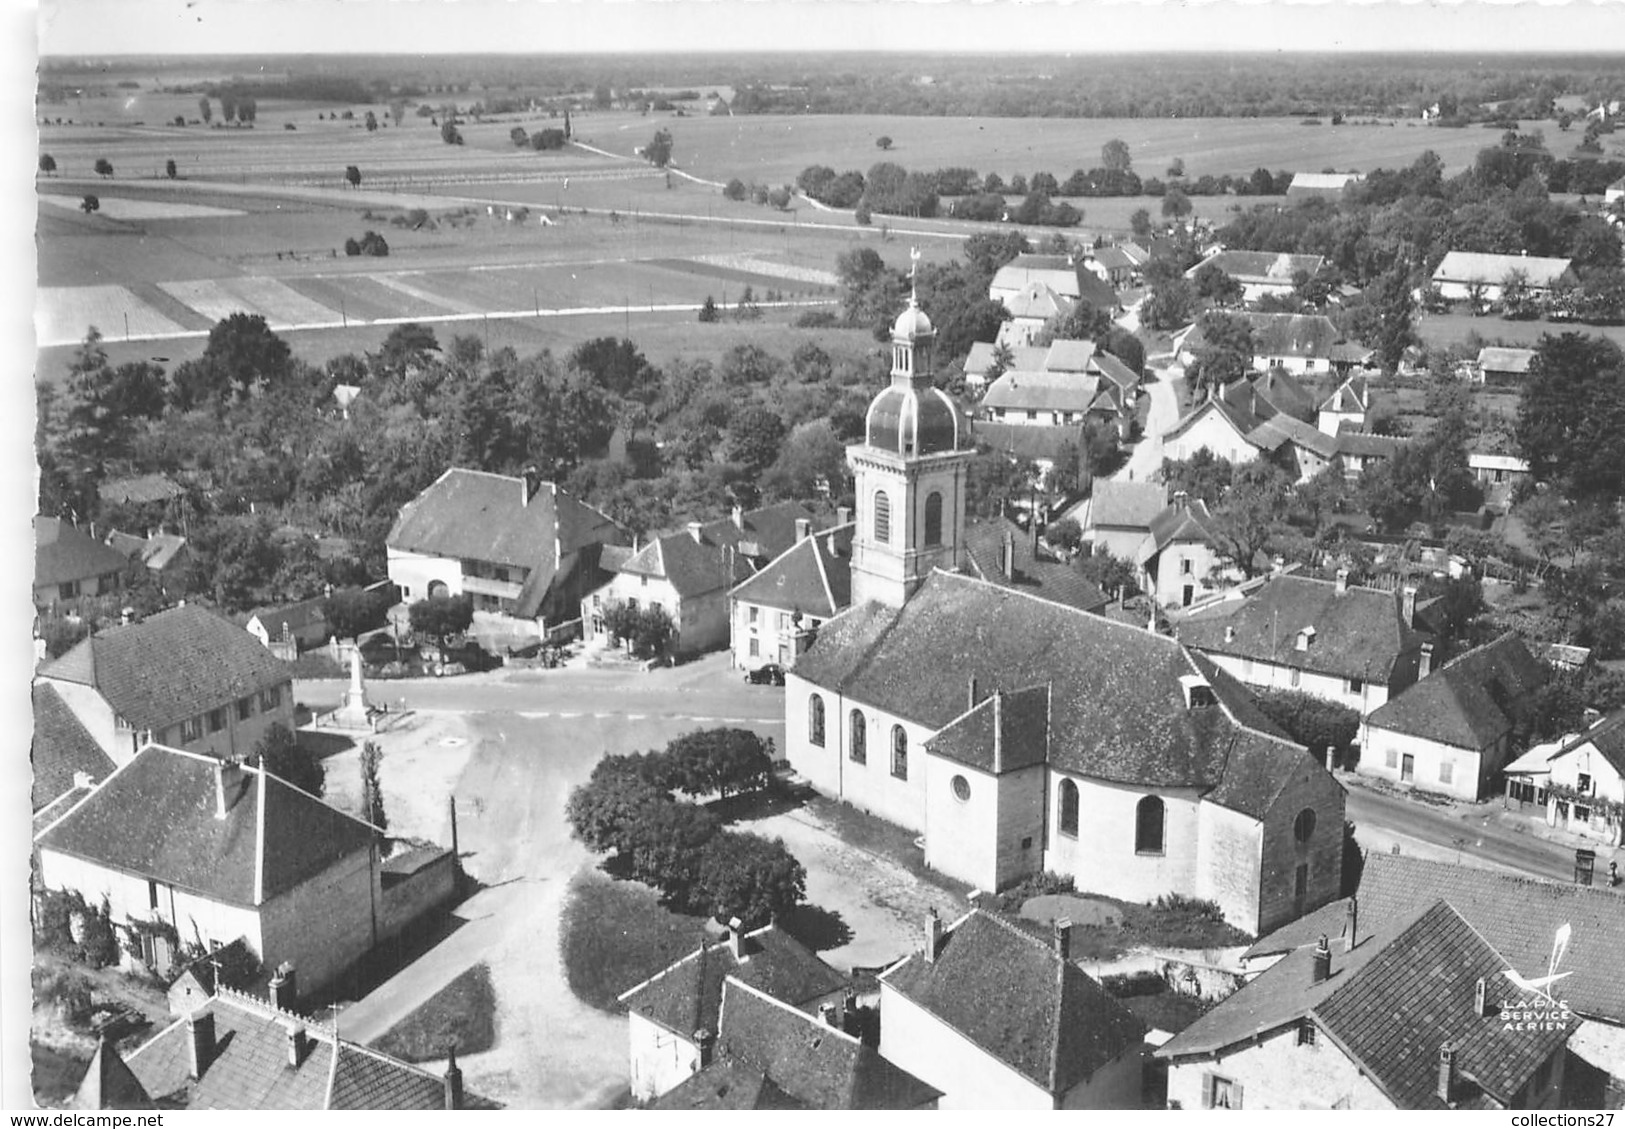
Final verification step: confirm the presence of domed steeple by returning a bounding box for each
[847,250,974,609]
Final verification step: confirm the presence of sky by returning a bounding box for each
[28,0,1625,58]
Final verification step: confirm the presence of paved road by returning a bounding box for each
[1343,780,1619,884]
[1114,366,1181,486]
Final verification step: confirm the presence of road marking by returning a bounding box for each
[625,714,646,720]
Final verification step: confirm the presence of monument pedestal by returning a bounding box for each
[330,647,375,731]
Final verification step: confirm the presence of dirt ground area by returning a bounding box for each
[29,952,173,1107]
[737,805,968,972]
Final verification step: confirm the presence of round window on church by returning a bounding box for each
[1294,808,1317,843]
[951,775,970,802]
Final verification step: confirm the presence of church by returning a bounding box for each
[782,283,1345,936]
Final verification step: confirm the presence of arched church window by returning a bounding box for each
[891,725,908,780]
[1294,808,1316,843]
[1058,779,1079,837]
[924,492,943,547]
[873,491,891,545]
[809,694,825,747]
[849,709,867,764]
[1135,796,1165,855]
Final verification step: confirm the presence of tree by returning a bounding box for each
[1516,333,1625,501]
[165,158,177,179]
[202,312,292,398]
[643,128,674,168]
[1161,187,1192,219]
[696,831,806,928]
[664,728,774,799]
[390,99,407,127]
[1210,460,1290,576]
[1357,266,1416,376]
[409,593,474,645]
[322,587,391,641]
[1141,277,1195,331]
[359,740,387,831]
[364,110,378,132]
[250,723,325,797]
[697,295,719,322]
[1101,138,1133,173]
[440,118,463,145]
[564,757,670,856]
[39,153,55,175]
[1130,207,1152,238]
[726,405,788,475]
[1253,689,1360,765]
[79,194,98,214]
[875,135,893,151]
[510,125,530,148]
[199,96,211,124]
[93,158,113,178]
[722,178,747,201]
[1191,261,1244,306]
[238,96,256,124]
[345,165,361,188]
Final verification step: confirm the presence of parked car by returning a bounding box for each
[744,663,786,686]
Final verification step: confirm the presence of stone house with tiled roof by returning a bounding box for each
[38,604,294,766]
[1223,365,1317,423]
[584,501,825,657]
[1235,852,1625,1108]
[35,745,381,996]
[1078,480,1168,562]
[1317,375,1370,435]
[243,595,331,652]
[880,909,1146,1108]
[1504,708,1625,848]
[1162,394,1267,465]
[1157,899,1574,1110]
[654,977,940,1109]
[387,468,627,637]
[1360,632,1549,800]
[1176,571,1431,720]
[116,987,472,1109]
[1185,250,1325,303]
[1476,345,1537,387]
[34,515,129,609]
[31,682,117,822]
[1135,493,1237,609]
[728,522,854,673]
[961,517,1109,615]
[618,919,850,1103]
[1433,252,1575,303]
[787,569,1345,933]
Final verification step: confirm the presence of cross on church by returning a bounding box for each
[909,247,921,300]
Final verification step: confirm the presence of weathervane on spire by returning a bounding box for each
[909,246,921,303]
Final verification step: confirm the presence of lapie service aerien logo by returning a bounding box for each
[1498,923,1575,1033]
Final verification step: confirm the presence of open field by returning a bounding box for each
[570,111,1549,187]
[1417,312,1625,352]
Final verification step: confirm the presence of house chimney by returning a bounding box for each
[924,908,943,964]
[694,1029,716,1069]
[521,466,540,505]
[269,962,298,1012]
[819,1003,838,1028]
[1335,568,1349,595]
[1474,976,1490,1017]
[1401,585,1417,629]
[1224,624,1235,644]
[836,505,852,526]
[1311,934,1332,984]
[443,1045,464,1110]
[282,1018,308,1069]
[1173,490,1189,512]
[1002,528,1016,581]
[727,916,745,961]
[688,521,704,543]
[1343,896,1359,953]
[1053,917,1073,960]
[841,990,860,1037]
[215,758,244,820]
[732,504,744,531]
[121,607,134,626]
[1437,1042,1457,1103]
[795,518,811,542]
[186,1010,216,1079]
[967,674,979,709]
[1419,642,1434,679]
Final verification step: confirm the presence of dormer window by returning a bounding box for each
[1296,626,1316,651]
[1179,674,1216,709]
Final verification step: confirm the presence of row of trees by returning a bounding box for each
[565,730,804,926]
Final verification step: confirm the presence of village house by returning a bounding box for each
[31,682,117,829]
[34,515,129,609]
[386,467,628,640]
[101,988,472,1109]
[39,604,294,765]
[1503,708,1625,848]
[1246,413,1342,484]
[960,517,1109,615]
[988,253,1116,313]
[880,910,1147,1109]
[653,977,941,1109]
[1077,480,1168,561]
[1317,376,1370,435]
[1178,313,1368,379]
[980,368,1127,430]
[243,595,330,654]
[1161,394,1266,464]
[105,529,189,597]
[1476,345,1537,386]
[1360,632,1548,800]
[1157,900,1573,1110]
[1284,172,1364,201]
[1237,853,1625,1108]
[728,521,853,672]
[1081,243,1148,288]
[583,501,824,658]
[1136,492,1236,608]
[1222,366,1317,423]
[963,338,1141,400]
[1432,252,1576,303]
[1470,452,1532,505]
[1176,571,1431,721]
[35,746,380,996]
[1184,250,1326,303]
[994,281,1074,348]
[618,919,850,1103]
